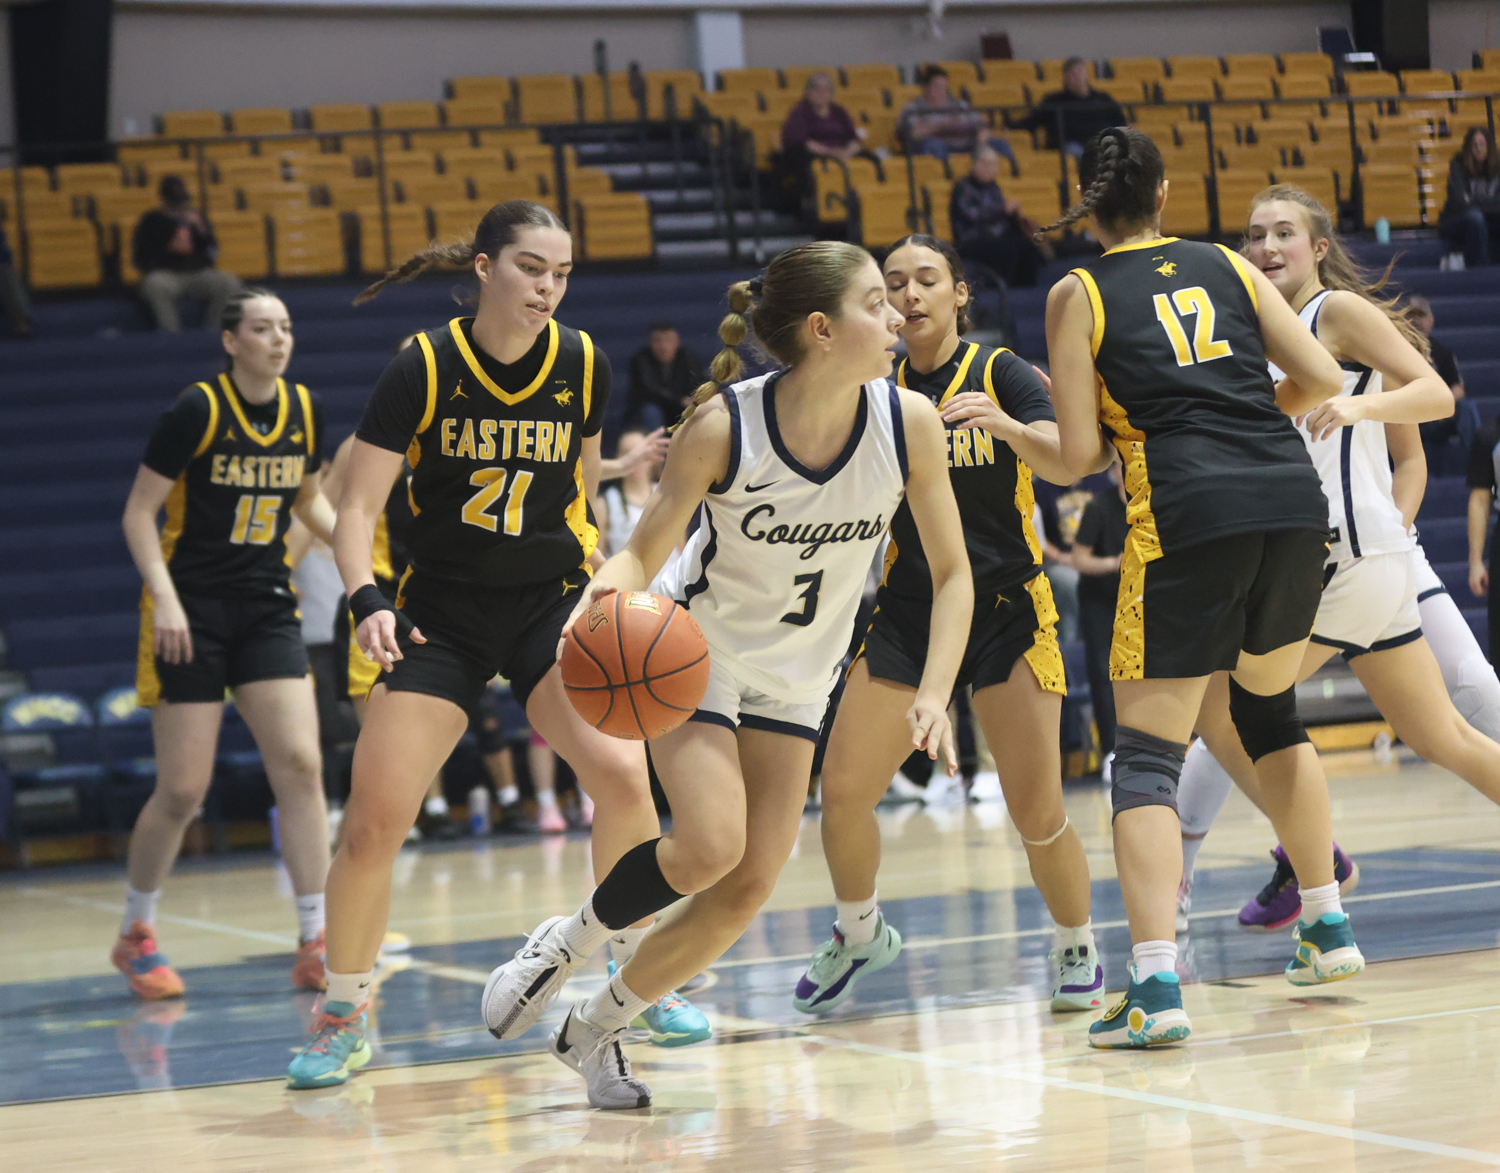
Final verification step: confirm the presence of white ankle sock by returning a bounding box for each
[557,896,614,961]
[1299,879,1342,925]
[424,795,449,817]
[538,790,560,811]
[580,966,652,1033]
[835,893,880,947]
[1053,919,1096,955]
[1181,835,1206,883]
[325,968,373,1009]
[295,893,326,943]
[1131,940,1178,981]
[497,784,520,806]
[122,886,160,936]
[608,926,648,965]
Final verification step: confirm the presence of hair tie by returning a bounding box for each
[748,276,764,297]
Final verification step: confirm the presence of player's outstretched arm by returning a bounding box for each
[335,438,415,671]
[1045,275,1112,478]
[899,390,975,775]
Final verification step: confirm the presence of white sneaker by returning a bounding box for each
[550,1002,652,1110]
[1442,252,1466,272]
[969,771,1002,802]
[1175,873,1192,935]
[923,774,966,807]
[884,772,925,804]
[1050,943,1105,1010]
[481,915,583,1040]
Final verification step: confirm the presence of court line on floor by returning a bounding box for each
[17,887,299,948]
[809,1033,1500,1166]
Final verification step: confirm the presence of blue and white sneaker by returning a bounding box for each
[1286,913,1365,986]
[1051,943,1105,1011]
[287,1000,372,1089]
[792,916,903,1014]
[607,961,712,1047]
[1087,971,1192,1049]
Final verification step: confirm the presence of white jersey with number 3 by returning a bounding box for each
[656,372,909,705]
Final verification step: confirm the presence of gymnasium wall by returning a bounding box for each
[71,0,1500,142]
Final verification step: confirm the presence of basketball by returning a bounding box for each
[561,590,710,740]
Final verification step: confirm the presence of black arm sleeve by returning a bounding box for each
[584,349,614,437]
[988,351,1056,426]
[356,345,429,454]
[1468,420,1500,492]
[142,385,215,479]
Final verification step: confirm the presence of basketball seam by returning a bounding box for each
[615,594,648,738]
[642,646,709,712]
[569,627,617,729]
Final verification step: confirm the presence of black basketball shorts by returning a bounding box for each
[137,588,309,706]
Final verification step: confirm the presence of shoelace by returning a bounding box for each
[304,1010,361,1056]
[516,929,571,969]
[655,990,687,1013]
[1255,853,1297,905]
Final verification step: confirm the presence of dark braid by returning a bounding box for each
[354,241,473,305]
[1040,126,1164,237]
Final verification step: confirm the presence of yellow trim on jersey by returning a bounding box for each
[450,317,559,406]
[580,329,595,423]
[879,536,899,587]
[1014,454,1043,566]
[1215,244,1260,311]
[1070,268,1106,357]
[393,566,413,609]
[219,374,289,448]
[1102,235,1179,255]
[191,383,220,459]
[1098,382,1161,682]
[895,342,980,404]
[347,613,381,700]
[565,458,599,564]
[414,333,439,435]
[980,347,1015,406]
[294,383,316,455]
[1021,572,1067,696]
[158,476,188,564]
[371,511,393,582]
[136,590,162,707]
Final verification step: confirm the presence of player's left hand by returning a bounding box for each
[1302,396,1365,442]
[941,391,1014,438]
[907,693,958,776]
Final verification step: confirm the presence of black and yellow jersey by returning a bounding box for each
[141,374,323,596]
[371,472,415,594]
[883,341,1055,603]
[356,316,610,587]
[1070,237,1325,553]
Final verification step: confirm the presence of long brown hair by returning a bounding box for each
[675,241,871,430]
[353,200,567,305]
[1245,184,1429,358]
[1459,126,1500,179]
[886,233,971,334]
[1044,126,1164,235]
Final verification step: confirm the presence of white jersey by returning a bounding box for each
[656,372,908,705]
[1268,290,1412,564]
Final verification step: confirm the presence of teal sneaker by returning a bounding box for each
[1088,971,1192,1049]
[1286,913,1365,986]
[607,961,712,1047]
[792,915,903,1014]
[287,1000,372,1090]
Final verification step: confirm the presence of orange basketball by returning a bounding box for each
[560,591,710,740]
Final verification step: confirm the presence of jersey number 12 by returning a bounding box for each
[1154,287,1233,367]
[462,468,534,535]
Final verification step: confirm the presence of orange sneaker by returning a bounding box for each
[292,932,328,992]
[537,804,567,834]
[111,920,185,1000]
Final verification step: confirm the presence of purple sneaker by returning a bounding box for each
[1238,846,1301,932]
[1334,843,1361,897]
[1050,944,1104,1010]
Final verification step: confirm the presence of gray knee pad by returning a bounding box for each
[1228,677,1309,762]
[1110,726,1188,820]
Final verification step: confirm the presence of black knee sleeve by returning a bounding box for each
[1110,725,1188,820]
[1228,678,1310,763]
[590,838,685,930]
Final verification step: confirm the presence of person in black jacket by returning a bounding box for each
[949,146,1047,287]
[1440,127,1500,268]
[1008,58,1125,156]
[131,176,243,332]
[622,322,703,432]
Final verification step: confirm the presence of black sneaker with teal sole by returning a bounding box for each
[1286,912,1365,986]
[1087,971,1192,1049]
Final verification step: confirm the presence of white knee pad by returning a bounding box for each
[1177,738,1237,837]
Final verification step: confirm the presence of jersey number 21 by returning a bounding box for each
[1154,286,1233,367]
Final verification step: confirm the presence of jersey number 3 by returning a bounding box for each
[780,571,823,628]
[1154,287,1233,367]
[462,468,535,534]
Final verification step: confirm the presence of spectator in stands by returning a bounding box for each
[900,66,1014,164]
[0,226,32,340]
[132,176,243,332]
[1408,294,1475,452]
[781,72,866,165]
[624,321,703,432]
[1071,459,1129,770]
[949,146,1048,287]
[600,429,661,558]
[1008,57,1126,157]
[1441,127,1500,269]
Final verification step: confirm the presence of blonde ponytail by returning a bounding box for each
[673,279,753,431]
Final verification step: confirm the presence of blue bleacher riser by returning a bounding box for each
[1465,608,1490,650]
[0,522,130,570]
[5,611,139,669]
[29,662,140,699]
[1435,327,1500,364]
[1418,476,1470,521]
[3,480,132,526]
[0,565,141,620]
[1424,297,1500,329]
[1433,560,1478,600]
[1417,516,1469,563]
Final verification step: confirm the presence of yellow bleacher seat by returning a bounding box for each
[645,70,703,119]
[1360,163,1423,225]
[1277,75,1332,99]
[24,221,101,288]
[1457,69,1500,92]
[210,210,271,278]
[117,140,184,165]
[567,168,613,198]
[698,92,755,123]
[902,155,948,187]
[378,101,441,130]
[515,75,578,124]
[1401,70,1457,96]
[733,115,784,167]
[851,184,914,248]
[448,76,513,104]
[1214,170,1273,224]
[922,62,980,93]
[1251,119,1313,148]
[1294,139,1355,175]
[1218,76,1276,102]
[286,155,356,185]
[1158,77,1217,103]
[1093,77,1147,105]
[982,60,1040,86]
[922,178,953,239]
[231,108,293,136]
[1477,49,1500,71]
[1160,174,1211,235]
[811,157,875,222]
[859,112,900,155]
[1361,139,1423,166]
[1280,52,1334,76]
[1224,54,1277,77]
[271,137,321,158]
[441,147,508,178]
[507,144,557,182]
[356,205,430,273]
[321,178,380,211]
[88,187,157,226]
[53,163,126,196]
[837,88,887,122]
[160,110,225,139]
[1109,58,1166,85]
[273,210,345,276]
[1272,165,1339,211]
[443,98,507,129]
[213,157,284,187]
[476,127,543,151]
[309,105,374,154]
[472,173,555,212]
[1168,56,1224,81]
[579,74,639,122]
[396,177,470,206]
[1004,175,1064,226]
[1173,122,1210,152]
[574,191,652,260]
[844,63,904,90]
[430,201,487,242]
[782,65,839,93]
[1217,141,1284,171]
[404,129,475,154]
[1009,147,1064,179]
[1159,146,1212,182]
[238,183,311,214]
[1344,72,1400,98]
[377,154,440,184]
[965,81,1028,111]
[718,68,779,94]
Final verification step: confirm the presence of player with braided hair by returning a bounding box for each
[1045,128,1361,1048]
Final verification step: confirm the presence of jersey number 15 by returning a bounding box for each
[229,494,282,545]
[1154,286,1233,367]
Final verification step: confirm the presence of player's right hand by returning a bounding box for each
[1471,562,1489,599]
[359,610,423,672]
[153,598,194,665]
[557,585,617,660]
